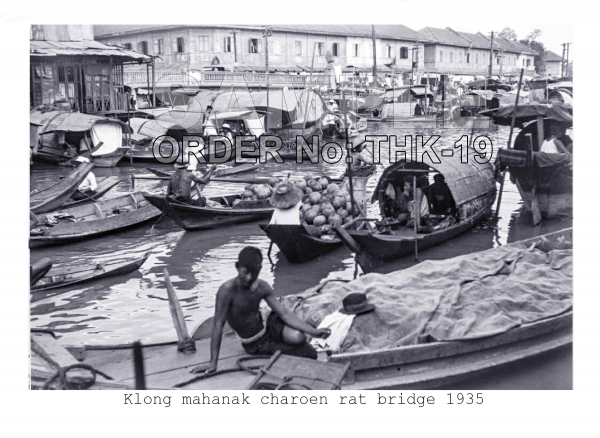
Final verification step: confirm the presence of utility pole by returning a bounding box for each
[263,26,272,131]
[371,25,377,80]
[232,29,238,63]
[561,43,565,76]
[489,31,494,77]
[566,43,570,76]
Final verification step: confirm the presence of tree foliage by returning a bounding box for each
[519,29,546,74]
[497,27,518,41]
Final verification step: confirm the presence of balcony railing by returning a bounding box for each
[123,70,331,88]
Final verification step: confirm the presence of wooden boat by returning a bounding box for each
[62,176,121,208]
[30,108,131,166]
[481,102,573,225]
[144,193,274,231]
[146,159,263,179]
[260,173,374,263]
[31,252,150,292]
[31,229,571,390]
[29,192,161,248]
[335,145,497,273]
[30,162,94,214]
[260,223,345,262]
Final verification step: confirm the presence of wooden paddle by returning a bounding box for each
[164,268,196,353]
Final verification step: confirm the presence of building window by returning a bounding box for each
[466,53,470,63]
[354,44,360,57]
[224,37,232,53]
[475,53,479,64]
[332,43,339,57]
[386,45,392,58]
[317,42,325,56]
[526,59,531,67]
[450,52,453,63]
[459,52,462,63]
[400,46,408,59]
[137,41,148,54]
[295,41,302,56]
[123,43,132,50]
[496,57,500,65]
[154,39,164,55]
[249,38,260,53]
[439,51,444,62]
[198,35,209,52]
[176,37,185,53]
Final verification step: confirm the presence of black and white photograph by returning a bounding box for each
[4,1,597,435]
[27,21,575,391]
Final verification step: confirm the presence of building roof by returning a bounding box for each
[93,24,431,42]
[418,27,470,47]
[545,50,563,62]
[30,39,151,61]
[455,31,496,50]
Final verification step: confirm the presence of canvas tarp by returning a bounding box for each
[480,102,573,126]
[90,122,122,156]
[280,234,572,353]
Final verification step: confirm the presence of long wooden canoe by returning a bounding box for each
[30,162,95,214]
[31,252,150,292]
[144,193,273,231]
[61,176,121,208]
[30,228,572,390]
[29,192,161,248]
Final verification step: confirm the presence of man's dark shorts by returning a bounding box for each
[242,313,317,359]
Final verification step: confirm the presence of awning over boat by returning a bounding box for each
[36,111,132,134]
[371,144,497,209]
[128,118,189,143]
[480,102,573,126]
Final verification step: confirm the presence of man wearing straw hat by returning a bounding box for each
[167,154,216,207]
[268,181,303,225]
[192,246,331,374]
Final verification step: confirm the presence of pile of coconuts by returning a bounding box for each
[264,176,357,228]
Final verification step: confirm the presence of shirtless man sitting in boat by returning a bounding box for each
[193,246,331,374]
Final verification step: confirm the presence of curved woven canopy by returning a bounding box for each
[480,102,573,126]
[371,145,496,208]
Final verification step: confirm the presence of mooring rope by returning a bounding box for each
[41,364,114,390]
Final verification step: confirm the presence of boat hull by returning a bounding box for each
[31,253,149,292]
[260,223,344,263]
[144,194,273,231]
[30,162,94,214]
[30,192,161,248]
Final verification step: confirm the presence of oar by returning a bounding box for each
[164,268,196,354]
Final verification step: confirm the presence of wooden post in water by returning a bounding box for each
[164,268,196,353]
[132,341,146,390]
[495,68,524,217]
[413,175,419,261]
[302,42,318,134]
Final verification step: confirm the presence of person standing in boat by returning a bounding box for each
[268,182,303,225]
[191,246,331,374]
[167,157,217,207]
[220,123,234,145]
[75,156,97,196]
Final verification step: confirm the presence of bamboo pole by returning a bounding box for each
[302,42,317,133]
[164,268,196,353]
[495,68,524,217]
[132,341,146,390]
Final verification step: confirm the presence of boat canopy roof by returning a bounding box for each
[371,145,496,208]
[480,102,573,126]
[128,118,189,142]
[34,110,132,134]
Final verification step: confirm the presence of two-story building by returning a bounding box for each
[418,27,537,79]
[30,24,151,113]
[544,50,563,77]
[93,25,429,87]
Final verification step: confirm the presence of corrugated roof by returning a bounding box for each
[30,39,151,60]
[545,50,563,62]
[419,27,470,47]
[94,24,430,42]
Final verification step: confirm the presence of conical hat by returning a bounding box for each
[269,182,303,209]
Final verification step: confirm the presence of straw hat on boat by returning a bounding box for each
[340,293,375,315]
[270,182,303,209]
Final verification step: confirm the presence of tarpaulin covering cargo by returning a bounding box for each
[281,232,572,353]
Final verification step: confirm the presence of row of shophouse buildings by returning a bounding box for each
[93,24,563,85]
[29,25,565,115]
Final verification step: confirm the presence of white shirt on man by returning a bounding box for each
[269,202,302,225]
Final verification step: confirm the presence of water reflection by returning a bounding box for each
[30,124,571,345]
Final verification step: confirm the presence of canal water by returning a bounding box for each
[29,122,573,389]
